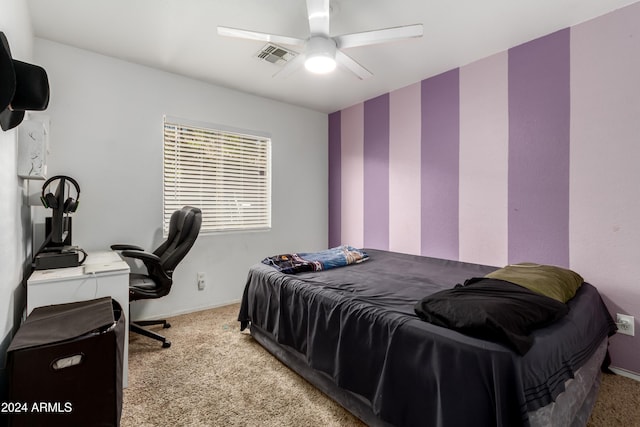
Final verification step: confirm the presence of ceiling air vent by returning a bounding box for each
[255,43,297,65]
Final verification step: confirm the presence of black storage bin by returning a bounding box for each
[6,297,125,427]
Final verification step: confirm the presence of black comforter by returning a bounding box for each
[239,249,616,427]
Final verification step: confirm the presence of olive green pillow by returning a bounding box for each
[485,263,583,303]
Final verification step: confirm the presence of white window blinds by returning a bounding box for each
[163,117,271,233]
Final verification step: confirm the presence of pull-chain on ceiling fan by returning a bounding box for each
[218,0,423,79]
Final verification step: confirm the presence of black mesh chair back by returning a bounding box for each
[131,206,202,301]
[154,206,202,273]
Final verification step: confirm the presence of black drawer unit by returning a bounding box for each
[6,297,125,427]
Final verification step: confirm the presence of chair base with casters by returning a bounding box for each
[130,320,172,348]
[127,272,174,348]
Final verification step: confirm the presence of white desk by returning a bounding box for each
[27,251,130,387]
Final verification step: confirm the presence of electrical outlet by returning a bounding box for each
[197,272,206,290]
[616,313,635,336]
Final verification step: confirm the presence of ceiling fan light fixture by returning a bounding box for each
[304,36,337,74]
[305,54,336,74]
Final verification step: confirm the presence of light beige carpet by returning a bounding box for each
[122,303,640,426]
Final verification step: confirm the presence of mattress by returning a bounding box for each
[239,249,616,426]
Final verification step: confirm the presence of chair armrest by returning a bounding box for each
[111,244,145,251]
[120,250,161,265]
[121,249,169,284]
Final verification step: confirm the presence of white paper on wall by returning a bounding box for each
[17,119,49,179]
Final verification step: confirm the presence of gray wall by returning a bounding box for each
[0,0,35,398]
[33,39,328,321]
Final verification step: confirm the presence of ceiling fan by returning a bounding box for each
[217,0,423,79]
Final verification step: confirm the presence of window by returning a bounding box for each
[163,116,271,234]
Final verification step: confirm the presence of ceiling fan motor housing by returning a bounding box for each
[305,36,337,73]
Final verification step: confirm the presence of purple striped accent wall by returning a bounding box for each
[420,69,460,259]
[363,94,390,249]
[570,1,640,375]
[459,52,509,266]
[389,83,422,255]
[328,111,341,247]
[340,104,365,247]
[508,29,571,266]
[327,4,640,376]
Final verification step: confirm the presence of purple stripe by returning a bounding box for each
[328,111,341,247]
[508,29,570,266]
[420,70,460,259]
[363,94,390,250]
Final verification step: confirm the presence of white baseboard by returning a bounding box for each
[135,299,241,322]
[169,299,242,318]
[609,366,640,382]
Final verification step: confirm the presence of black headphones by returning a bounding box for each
[40,175,81,213]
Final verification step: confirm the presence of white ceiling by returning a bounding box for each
[27,0,639,113]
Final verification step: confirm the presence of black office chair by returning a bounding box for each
[111,206,202,348]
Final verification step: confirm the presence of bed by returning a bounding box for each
[239,249,616,427]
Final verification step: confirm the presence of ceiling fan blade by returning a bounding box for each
[217,26,306,48]
[306,0,330,36]
[334,24,423,49]
[335,51,373,80]
[272,52,306,78]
